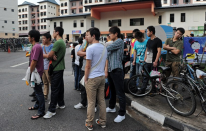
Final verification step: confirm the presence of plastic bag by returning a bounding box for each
[150,68,161,77]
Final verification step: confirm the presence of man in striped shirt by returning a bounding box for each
[105,26,126,123]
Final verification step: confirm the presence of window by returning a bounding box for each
[44,19,46,22]
[91,20,94,27]
[38,26,40,30]
[44,25,46,29]
[60,22,63,27]
[158,15,162,24]
[100,0,102,2]
[196,0,200,1]
[95,0,98,2]
[19,27,21,31]
[48,5,50,7]
[44,12,46,16]
[109,19,121,27]
[41,12,43,16]
[23,27,25,30]
[2,26,4,28]
[4,20,7,23]
[85,7,91,12]
[48,12,50,14]
[72,2,76,6]
[44,5,46,9]
[32,8,34,11]
[25,8,27,11]
[41,6,43,9]
[170,14,174,22]
[85,7,88,12]
[41,19,43,23]
[41,25,43,29]
[38,13,39,17]
[61,3,63,7]
[19,9,21,12]
[184,0,190,3]
[54,13,55,15]
[181,13,185,22]
[61,10,64,14]
[89,0,92,3]
[73,20,77,27]
[80,1,83,5]
[54,7,55,9]
[163,0,167,4]
[25,14,27,18]
[22,9,25,12]
[79,8,83,13]
[54,22,56,28]
[130,18,144,26]
[172,0,178,4]
[13,33,15,36]
[13,28,15,31]
[108,0,111,2]
[19,15,21,18]
[22,14,24,18]
[65,2,67,6]
[4,8,7,11]
[12,21,14,24]
[26,27,28,30]
[25,20,27,24]
[23,21,24,24]
[32,26,35,30]
[85,0,88,4]
[51,6,52,8]
[5,33,8,36]
[19,21,21,25]
[65,9,67,14]
[11,9,14,12]
[72,9,76,14]
[37,20,39,23]
[80,20,84,27]
[205,12,206,21]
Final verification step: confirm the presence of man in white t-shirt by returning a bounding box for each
[74,38,83,90]
[105,34,113,47]
[84,27,107,130]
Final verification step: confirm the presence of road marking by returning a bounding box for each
[11,61,29,67]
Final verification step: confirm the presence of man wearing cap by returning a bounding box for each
[163,28,185,78]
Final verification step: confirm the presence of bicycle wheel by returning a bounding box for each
[127,74,152,97]
[166,80,196,116]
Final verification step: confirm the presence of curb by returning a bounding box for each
[125,94,201,131]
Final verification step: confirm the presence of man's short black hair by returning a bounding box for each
[132,29,140,33]
[120,34,124,40]
[190,34,194,37]
[147,26,155,35]
[81,32,86,38]
[88,27,100,41]
[43,33,51,41]
[177,28,185,35]
[107,34,110,37]
[54,27,64,37]
[109,26,121,38]
[73,42,78,47]
[78,37,83,44]
[28,30,40,42]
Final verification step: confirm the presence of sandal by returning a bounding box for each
[28,106,38,110]
[31,114,44,120]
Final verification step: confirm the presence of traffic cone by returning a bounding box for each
[8,46,10,53]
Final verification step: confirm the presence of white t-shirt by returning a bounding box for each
[105,41,113,47]
[86,43,107,79]
[75,45,81,65]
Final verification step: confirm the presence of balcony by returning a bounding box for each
[71,7,77,9]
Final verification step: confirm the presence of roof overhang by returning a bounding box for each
[43,13,91,20]
[85,1,158,20]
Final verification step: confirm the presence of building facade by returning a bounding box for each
[0,0,19,38]
[18,0,59,37]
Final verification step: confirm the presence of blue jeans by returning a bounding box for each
[34,83,45,115]
[130,57,136,78]
[75,64,81,90]
[136,63,143,87]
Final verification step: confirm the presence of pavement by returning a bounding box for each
[124,74,206,131]
[0,48,168,131]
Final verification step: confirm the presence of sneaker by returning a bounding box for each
[106,107,116,113]
[85,123,93,130]
[95,119,106,128]
[74,103,86,109]
[43,111,56,119]
[114,115,125,123]
[95,107,97,113]
[56,105,66,109]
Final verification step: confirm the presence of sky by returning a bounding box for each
[18,0,60,5]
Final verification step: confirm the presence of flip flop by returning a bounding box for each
[28,106,38,110]
[31,114,44,120]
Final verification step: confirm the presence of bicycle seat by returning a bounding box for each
[192,63,200,68]
[158,66,170,71]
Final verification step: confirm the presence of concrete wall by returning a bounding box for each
[0,0,19,38]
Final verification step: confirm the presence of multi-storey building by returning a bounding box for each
[161,0,206,6]
[18,0,59,37]
[0,0,19,38]
[45,0,206,42]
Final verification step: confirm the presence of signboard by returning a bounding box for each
[188,26,198,30]
[198,26,204,31]
[72,30,81,34]
[183,37,206,63]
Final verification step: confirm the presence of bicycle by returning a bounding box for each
[127,53,196,116]
[180,54,206,114]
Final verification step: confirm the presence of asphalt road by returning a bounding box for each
[0,48,151,131]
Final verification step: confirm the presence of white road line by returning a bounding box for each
[11,61,29,67]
